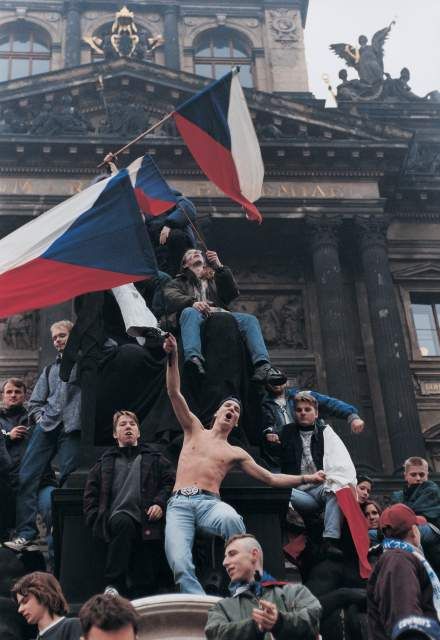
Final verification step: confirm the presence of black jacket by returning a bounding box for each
[164,266,239,318]
[83,444,175,542]
[279,420,326,475]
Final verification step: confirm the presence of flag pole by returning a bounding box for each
[97,111,174,168]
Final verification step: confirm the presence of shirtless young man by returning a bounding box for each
[163,334,325,594]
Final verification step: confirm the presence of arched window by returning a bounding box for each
[194,28,253,88]
[0,22,51,82]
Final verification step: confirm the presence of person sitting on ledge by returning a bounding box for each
[79,593,139,640]
[163,248,273,382]
[262,368,364,469]
[83,410,175,598]
[12,571,81,640]
[163,334,325,595]
[205,533,321,640]
[281,391,357,559]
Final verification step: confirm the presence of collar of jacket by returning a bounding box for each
[99,443,160,460]
[230,570,284,597]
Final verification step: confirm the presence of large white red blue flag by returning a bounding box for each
[323,426,372,579]
[173,67,264,223]
[0,169,158,319]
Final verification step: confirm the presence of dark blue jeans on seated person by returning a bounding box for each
[179,308,269,365]
[15,424,80,541]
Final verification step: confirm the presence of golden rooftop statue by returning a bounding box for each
[84,5,164,60]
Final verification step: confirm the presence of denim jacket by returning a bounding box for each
[262,386,359,436]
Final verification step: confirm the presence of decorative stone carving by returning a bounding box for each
[0,313,38,351]
[407,142,440,176]
[83,6,164,60]
[0,107,28,134]
[29,95,94,136]
[268,9,299,48]
[230,294,307,349]
[246,19,259,28]
[99,92,150,136]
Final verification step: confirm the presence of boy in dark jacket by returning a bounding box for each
[83,410,175,597]
[164,248,272,381]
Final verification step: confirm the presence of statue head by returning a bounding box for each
[400,67,410,82]
[358,35,368,46]
[338,69,348,82]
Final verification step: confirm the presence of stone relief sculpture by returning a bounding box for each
[0,313,38,351]
[268,9,299,48]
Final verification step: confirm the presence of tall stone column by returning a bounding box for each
[355,216,425,469]
[307,215,370,467]
[64,0,81,68]
[163,5,180,70]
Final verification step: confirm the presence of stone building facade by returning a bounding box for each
[0,1,440,477]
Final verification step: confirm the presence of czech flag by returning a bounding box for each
[127,154,177,217]
[173,67,264,223]
[0,170,158,319]
[323,426,372,579]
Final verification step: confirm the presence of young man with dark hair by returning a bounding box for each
[163,335,325,594]
[367,504,439,640]
[356,475,373,505]
[164,248,273,381]
[79,593,139,640]
[1,377,57,549]
[12,571,81,639]
[205,533,321,639]
[83,410,174,597]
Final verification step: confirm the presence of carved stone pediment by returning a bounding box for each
[0,57,409,145]
[392,262,440,281]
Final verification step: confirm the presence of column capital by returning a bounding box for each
[354,215,389,251]
[305,214,342,252]
[163,4,180,15]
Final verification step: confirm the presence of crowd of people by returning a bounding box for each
[1,190,440,640]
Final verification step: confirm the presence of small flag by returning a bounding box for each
[0,170,158,318]
[173,68,264,223]
[127,154,177,216]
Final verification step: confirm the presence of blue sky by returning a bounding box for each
[305,0,440,99]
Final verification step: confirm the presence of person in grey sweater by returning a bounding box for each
[5,320,81,552]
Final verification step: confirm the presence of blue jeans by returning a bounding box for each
[16,424,80,541]
[179,308,269,365]
[165,493,245,594]
[290,484,343,539]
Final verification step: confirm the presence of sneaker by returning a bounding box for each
[3,537,34,552]
[321,539,344,560]
[286,505,306,529]
[104,586,120,597]
[252,362,272,383]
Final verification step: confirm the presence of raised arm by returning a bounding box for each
[163,334,202,433]
[236,449,325,488]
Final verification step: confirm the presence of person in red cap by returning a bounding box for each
[367,503,440,640]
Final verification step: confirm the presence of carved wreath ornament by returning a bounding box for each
[269,9,298,47]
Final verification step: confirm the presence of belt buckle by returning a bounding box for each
[180,486,200,496]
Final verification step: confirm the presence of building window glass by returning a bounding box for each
[194,29,253,88]
[0,23,51,81]
[411,294,440,357]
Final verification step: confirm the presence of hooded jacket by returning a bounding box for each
[83,444,175,542]
[205,579,321,640]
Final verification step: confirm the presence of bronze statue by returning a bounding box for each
[330,22,394,85]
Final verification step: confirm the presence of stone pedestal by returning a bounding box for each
[356,217,426,469]
[52,471,290,607]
